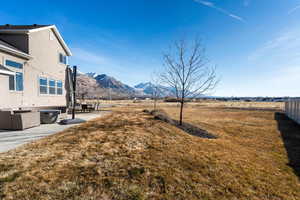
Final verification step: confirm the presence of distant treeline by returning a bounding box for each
[204,97,300,102]
[78,96,300,102]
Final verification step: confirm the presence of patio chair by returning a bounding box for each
[67,104,83,114]
[87,104,95,112]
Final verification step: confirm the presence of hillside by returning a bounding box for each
[94,74,135,94]
[0,105,299,199]
[77,74,136,99]
[80,72,174,98]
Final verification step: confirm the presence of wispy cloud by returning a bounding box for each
[245,29,300,97]
[69,47,157,86]
[288,5,300,15]
[69,47,129,76]
[249,30,300,61]
[71,47,108,65]
[193,0,245,22]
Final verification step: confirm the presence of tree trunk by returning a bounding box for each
[179,99,184,125]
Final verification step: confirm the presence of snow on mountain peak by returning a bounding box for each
[86,72,99,78]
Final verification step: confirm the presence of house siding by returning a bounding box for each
[0,51,26,109]
[0,28,69,110]
[24,29,67,108]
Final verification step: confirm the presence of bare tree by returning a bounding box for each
[76,74,99,101]
[151,72,162,110]
[161,38,218,125]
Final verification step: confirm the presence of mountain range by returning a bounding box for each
[76,72,173,98]
[134,82,174,97]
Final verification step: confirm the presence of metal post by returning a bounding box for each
[72,65,77,119]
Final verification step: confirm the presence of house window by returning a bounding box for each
[57,81,63,95]
[8,73,23,91]
[5,60,23,69]
[8,75,15,90]
[59,53,67,64]
[15,72,23,91]
[49,80,56,94]
[39,77,48,94]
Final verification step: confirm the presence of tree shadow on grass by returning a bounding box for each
[144,109,217,139]
[275,112,300,180]
[174,120,217,139]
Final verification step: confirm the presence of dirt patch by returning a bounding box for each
[144,109,217,139]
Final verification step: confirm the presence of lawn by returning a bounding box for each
[0,102,299,200]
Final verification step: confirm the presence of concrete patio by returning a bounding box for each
[0,111,109,153]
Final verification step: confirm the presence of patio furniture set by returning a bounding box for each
[0,109,61,130]
[71,103,100,113]
[0,103,101,131]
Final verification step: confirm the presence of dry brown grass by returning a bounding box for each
[0,103,299,200]
[89,99,284,110]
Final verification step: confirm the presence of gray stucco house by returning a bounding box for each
[0,24,72,111]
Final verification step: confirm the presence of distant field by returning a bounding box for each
[0,102,299,200]
[98,99,284,110]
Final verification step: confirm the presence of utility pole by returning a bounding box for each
[72,65,77,119]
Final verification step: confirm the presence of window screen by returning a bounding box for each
[6,60,23,69]
[57,80,63,95]
[39,77,48,94]
[49,80,56,94]
[15,72,23,91]
[59,53,67,64]
[8,75,15,90]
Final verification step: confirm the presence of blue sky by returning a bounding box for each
[1,0,300,97]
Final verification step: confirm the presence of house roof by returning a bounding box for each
[0,24,72,56]
[0,24,50,30]
[0,39,32,59]
[0,64,15,75]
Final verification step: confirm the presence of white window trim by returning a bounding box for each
[15,72,24,91]
[56,80,63,95]
[39,76,48,95]
[5,58,24,93]
[8,74,16,92]
[38,77,63,96]
[9,72,23,93]
[5,59,23,69]
[49,79,56,95]
[59,53,68,65]
[0,69,14,76]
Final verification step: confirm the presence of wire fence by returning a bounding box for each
[285,101,300,124]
